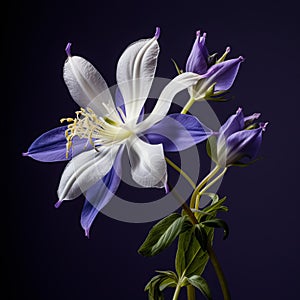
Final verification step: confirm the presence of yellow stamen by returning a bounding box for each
[60,107,131,158]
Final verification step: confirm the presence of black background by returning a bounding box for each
[6,0,300,299]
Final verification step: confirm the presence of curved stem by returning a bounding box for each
[172,284,182,300]
[181,97,195,114]
[194,167,227,209]
[207,244,231,300]
[165,156,196,189]
[187,285,196,300]
[190,165,220,209]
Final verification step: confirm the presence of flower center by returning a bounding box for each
[61,107,131,158]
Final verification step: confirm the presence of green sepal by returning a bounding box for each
[194,224,208,251]
[228,157,262,168]
[204,83,217,98]
[171,58,183,75]
[207,53,218,67]
[138,214,192,257]
[202,218,229,240]
[186,275,212,300]
[204,82,231,102]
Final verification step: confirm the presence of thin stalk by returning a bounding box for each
[190,165,220,209]
[165,156,196,189]
[181,97,195,114]
[172,284,182,300]
[187,285,196,300]
[167,182,198,224]
[207,244,231,300]
[194,167,227,210]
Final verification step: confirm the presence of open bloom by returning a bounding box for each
[24,28,213,236]
[215,108,268,167]
[186,31,244,101]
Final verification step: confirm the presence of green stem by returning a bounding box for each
[167,182,198,224]
[178,197,231,300]
[172,284,182,300]
[207,244,231,300]
[187,285,196,300]
[190,165,220,209]
[194,167,227,210]
[165,156,196,189]
[181,97,195,114]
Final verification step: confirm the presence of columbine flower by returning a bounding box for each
[24,28,213,236]
[186,30,244,101]
[215,108,268,167]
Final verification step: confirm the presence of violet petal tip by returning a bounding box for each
[54,200,63,208]
[155,27,160,39]
[164,182,170,194]
[196,30,201,36]
[85,228,90,238]
[260,122,269,131]
[253,113,261,119]
[236,107,243,114]
[226,46,231,53]
[65,43,72,57]
[22,152,29,157]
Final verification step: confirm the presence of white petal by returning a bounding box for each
[63,55,119,120]
[116,30,160,125]
[57,145,120,201]
[126,136,167,188]
[137,72,201,132]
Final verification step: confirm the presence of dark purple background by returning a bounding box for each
[6,0,299,299]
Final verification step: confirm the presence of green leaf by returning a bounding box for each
[203,196,228,214]
[206,136,218,163]
[155,270,178,282]
[159,277,177,291]
[194,225,208,250]
[145,275,164,291]
[203,192,219,204]
[202,218,229,240]
[175,228,212,278]
[145,272,178,300]
[145,275,165,300]
[138,214,191,256]
[187,275,212,300]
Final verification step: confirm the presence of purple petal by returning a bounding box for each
[143,113,213,152]
[23,126,91,162]
[219,108,244,138]
[205,56,244,91]
[186,31,209,75]
[80,146,124,237]
[225,127,264,165]
[244,113,261,126]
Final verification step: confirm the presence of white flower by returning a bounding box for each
[57,28,201,203]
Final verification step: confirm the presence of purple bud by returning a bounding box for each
[217,108,267,166]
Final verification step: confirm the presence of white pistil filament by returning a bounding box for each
[60,107,131,158]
